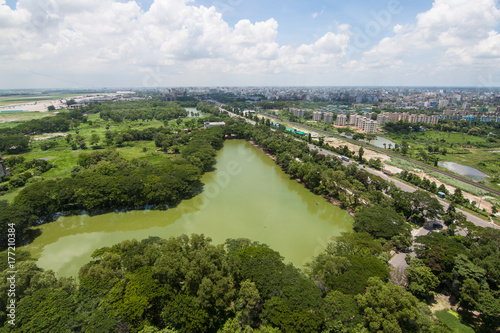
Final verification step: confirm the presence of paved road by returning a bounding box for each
[389,227,431,269]
[225,109,256,125]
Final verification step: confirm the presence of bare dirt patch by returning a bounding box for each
[32,133,68,141]
[430,294,456,313]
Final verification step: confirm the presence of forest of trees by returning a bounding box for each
[0,126,225,250]
[0,100,499,332]
[1,226,498,332]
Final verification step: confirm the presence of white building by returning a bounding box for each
[364,120,378,134]
[349,114,359,125]
[336,114,347,126]
[377,114,390,126]
[313,111,322,121]
[204,121,226,129]
[324,112,334,124]
[289,108,305,118]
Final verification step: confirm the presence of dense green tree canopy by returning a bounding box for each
[356,277,433,333]
[353,205,412,248]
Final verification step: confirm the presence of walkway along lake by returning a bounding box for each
[25,140,353,277]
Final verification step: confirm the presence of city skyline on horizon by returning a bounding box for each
[2,0,500,89]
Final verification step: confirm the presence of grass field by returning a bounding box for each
[0,112,55,129]
[387,131,493,150]
[382,130,500,191]
[0,111,196,203]
[439,148,500,181]
[434,310,475,333]
[385,157,496,198]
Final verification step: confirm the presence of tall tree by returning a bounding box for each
[358,147,364,162]
[356,277,433,333]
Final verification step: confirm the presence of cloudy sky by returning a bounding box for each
[1,0,500,89]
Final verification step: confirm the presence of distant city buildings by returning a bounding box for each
[289,107,305,118]
[184,87,498,114]
[376,112,439,125]
[155,86,500,125]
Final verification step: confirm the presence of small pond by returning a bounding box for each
[438,161,489,181]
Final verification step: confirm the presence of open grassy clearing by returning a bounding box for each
[434,310,475,333]
[0,188,21,203]
[439,148,500,179]
[0,111,198,203]
[384,130,500,179]
[387,130,492,149]
[0,112,55,128]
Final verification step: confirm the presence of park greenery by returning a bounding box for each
[0,233,465,332]
[382,120,500,190]
[1,98,499,332]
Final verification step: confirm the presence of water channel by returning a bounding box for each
[25,140,353,277]
[369,136,396,149]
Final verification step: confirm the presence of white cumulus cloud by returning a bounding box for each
[1,0,500,88]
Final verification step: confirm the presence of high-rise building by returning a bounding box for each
[377,114,390,126]
[428,115,439,124]
[313,111,322,121]
[364,120,378,134]
[324,112,334,124]
[336,114,347,126]
[349,114,358,125]
[438,100,449,108]
[289,108,305,117]
[356,116,365,129]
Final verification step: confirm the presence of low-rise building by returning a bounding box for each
[204,121,226,129]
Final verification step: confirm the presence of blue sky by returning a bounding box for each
[196,0,434,46]
[1,0,500,88]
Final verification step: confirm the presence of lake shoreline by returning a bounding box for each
[247,139,356,217]
[26,139,354,277]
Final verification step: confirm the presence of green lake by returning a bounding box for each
[25,140,353,277]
